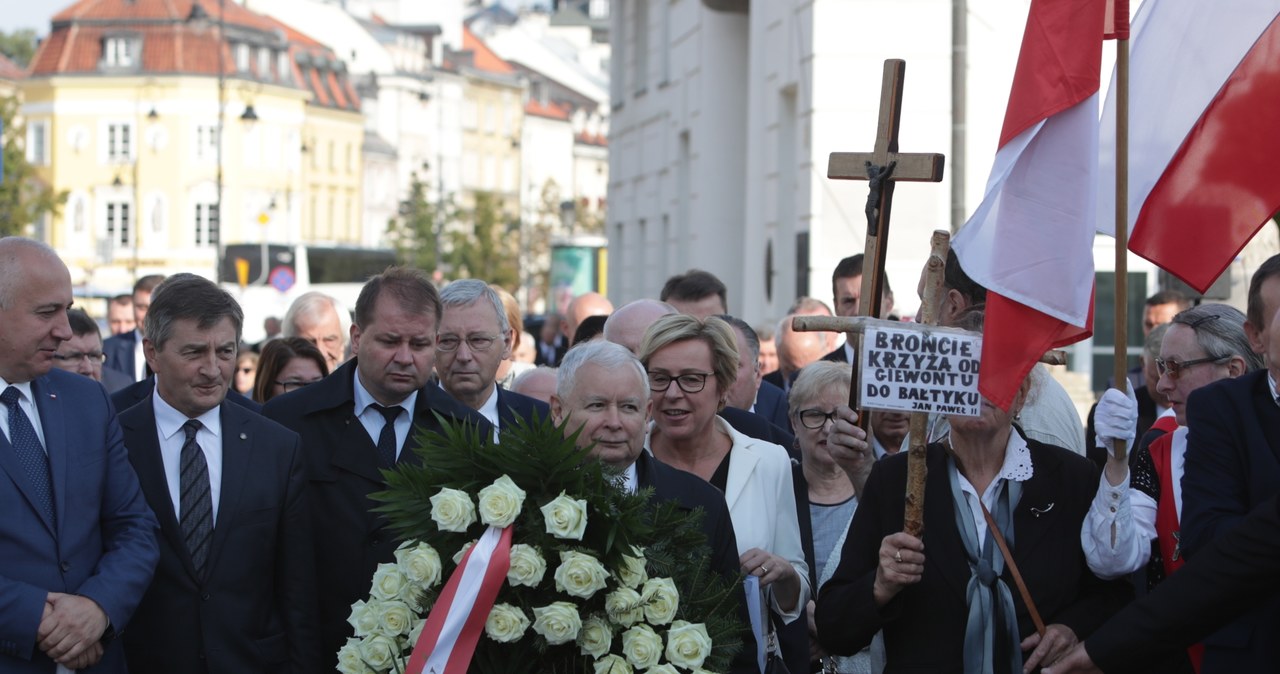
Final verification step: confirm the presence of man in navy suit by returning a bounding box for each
[821,253,894,365]
[118,274,320,672]
[719,314,792,433]
[435,280,548,434]
[1177,255,1280,672]
[263,267,490,668]
[102,275,165,384]
[0,237,158,673]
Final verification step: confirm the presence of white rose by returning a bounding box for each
[452,540,476,565]
[370,563,407,601]
[485,603,532,643]
[648,665,680,674]
[378,600,415,636]
[395,541,443,588]
[336,638,372,674]
[665,620,713,670]
[347,599,381,637]
[604,587,644,627]
[576,615,613,658]
[641,577,680,625]
[532,601,583,645]
[507,544,548,588]
[540,491,589,540]
[615,549,648,590]
[593,654,634,674]
[554,550,610,599]
[430,488,477,532]
[620,624,663,670]
[478,474,527,527]
[357,634,399,672]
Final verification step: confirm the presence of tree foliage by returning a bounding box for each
[386,172,446,275]
[0,30,37,68]
[448,190,520,288]
[0,95,66,238]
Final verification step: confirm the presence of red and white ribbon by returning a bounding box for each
[407,525,514,674]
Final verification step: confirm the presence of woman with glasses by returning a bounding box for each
[638,314,810,668]
[253,336,330,403]
[234,351,259,396]
[1084,303,1262,673]
[789,361,879,673]
[816,309,1129,673]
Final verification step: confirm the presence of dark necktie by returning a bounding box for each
[179,419,214,576]
[1,387,55,526]
[373,404,402,469]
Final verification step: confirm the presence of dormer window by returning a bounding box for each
[234,43,250,72]
[102,36,138,69]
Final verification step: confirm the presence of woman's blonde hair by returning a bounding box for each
[637,313,739,394]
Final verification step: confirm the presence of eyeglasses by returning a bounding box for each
[797,408,840,430]
[275,379,318,392]
[1155,355,1228,380]
[436,334,500,353]
[647,371,713,394]
[53,351,106,364]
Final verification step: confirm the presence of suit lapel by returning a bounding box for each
[922,450,971,602]
[206,402,251,577]
[1250,374,1280,463]
[0,378,57,535]
[121,400,201,581]
[722,439,757,513]
[330,408,384,483]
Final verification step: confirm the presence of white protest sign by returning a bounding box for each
[859,324,982,416]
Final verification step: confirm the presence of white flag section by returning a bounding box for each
[1096,0,1280,237]
[953,95,1099,329]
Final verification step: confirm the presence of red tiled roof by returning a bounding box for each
[0,53,27,81]
[525,98,570,121]
[576,131,607,147]
[461,26,514,75]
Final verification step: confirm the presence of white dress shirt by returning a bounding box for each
[954,432,1034,554]
[152,389,223,525]
[133,330,146,382]
[353,371,417,461]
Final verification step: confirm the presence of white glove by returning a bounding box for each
[1094,387,1139,458]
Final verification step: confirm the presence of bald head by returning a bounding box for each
[563,292,614,344]
[0,238,66,309]
[603,299,678,355]
[0,237,74,383]
[510,366,558,405]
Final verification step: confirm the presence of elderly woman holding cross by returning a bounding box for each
[812,310,1129,673]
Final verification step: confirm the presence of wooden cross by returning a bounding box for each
[826,58,945,413]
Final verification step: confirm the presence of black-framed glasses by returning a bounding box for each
[436,333,500,353]
[1155,354,1228,380]
[275,379,318,392]
[53,351,106,364]
[647,371,713,394]
[797,408,839,430]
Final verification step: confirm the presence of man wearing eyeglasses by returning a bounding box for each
[55,309,132,393]
[262,267,489,670]
[435,280,548,436]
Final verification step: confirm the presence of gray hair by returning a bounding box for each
[0,237,62,309]
[788,361,850,413]
[715,314,760,361]
[1144,322,1170,361]
[511,365,558,396]
[557,340,648,402]
[1171,303,1264,372]
[145,273,244,349]
[283,291,351,343]
[439,279,510,334]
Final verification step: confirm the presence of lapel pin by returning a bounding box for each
[49,394,57,399]
[240,433,248,440]
[1030,502,1055,518]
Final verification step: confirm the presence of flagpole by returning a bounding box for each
[1112,33,1131,462]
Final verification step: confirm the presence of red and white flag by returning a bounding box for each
[951,0,1107,409]
[1097,0,1280,293]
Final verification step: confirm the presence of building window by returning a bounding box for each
[104,201,131,247]
[277,51,292,83]
[194,203,220,246]
[235,44,250,72]
[195,124,219,160]
[103,37,135,68]
[634,0,649,95]
[257,46,272,78]
[26,121,48,165]
[107,123,133,162]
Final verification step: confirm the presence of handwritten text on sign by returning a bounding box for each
[859,325,982,416]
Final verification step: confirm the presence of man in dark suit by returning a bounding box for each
[719,314,793,433]
[1044,493,1280,674]
[661,269,729,320]
[550,340,756,674]
[102,274,165,384]
[534,314,568,366]
[111,376,262,415]
[435,280,549,433]
[766,298,835,394]
[1175,256,1280,673]
[263,267,489,668]
[118,274,319,673]
[53,308,132,393]
[0,237,159,673]
[822,253,895,365]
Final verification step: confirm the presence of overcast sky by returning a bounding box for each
[0,4,51,35]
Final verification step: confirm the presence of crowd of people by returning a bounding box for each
[2,233,1277,674]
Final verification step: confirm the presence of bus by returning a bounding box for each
[219,243,396,343]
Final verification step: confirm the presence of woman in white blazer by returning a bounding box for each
[639,314,811,629]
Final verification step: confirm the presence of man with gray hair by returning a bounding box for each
[282,291,350,373]
[716,314,791,432]
[436,279,548,432]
